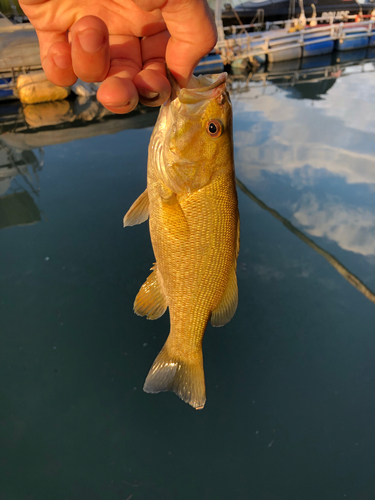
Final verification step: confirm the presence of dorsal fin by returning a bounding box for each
[123,189,149,227]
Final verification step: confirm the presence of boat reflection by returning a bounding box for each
[0,136,41,229]
[228,47,375,100]
[0,97,159,229]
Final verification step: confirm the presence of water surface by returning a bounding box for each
[1,56,375,500]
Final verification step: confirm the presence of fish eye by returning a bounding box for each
[206,119,222,138]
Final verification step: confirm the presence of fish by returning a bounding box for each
[123,72,239,409]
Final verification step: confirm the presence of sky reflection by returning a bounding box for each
[0,59,375,500]
[233,65,375,262]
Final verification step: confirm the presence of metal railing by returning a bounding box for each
[216,19,375,64]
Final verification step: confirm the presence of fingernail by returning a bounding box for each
[53,53,71,69]
[138,88,160,100]
[105,102,131,109]
[77,29,105,53]
[101,100,136,111]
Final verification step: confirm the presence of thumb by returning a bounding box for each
[164,0,217,87]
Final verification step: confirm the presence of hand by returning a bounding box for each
[19,0,217,113]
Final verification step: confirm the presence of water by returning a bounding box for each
[1,56,375,500]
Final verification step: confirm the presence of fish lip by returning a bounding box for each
[166,70,227,93]
[191,72,227,93]
[168,72,228,105]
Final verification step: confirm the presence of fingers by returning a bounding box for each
[96,35,142,114]
[162,0,217,87]
[134,67,170,107]
[70,16,110,83]
[97,76,139,114]
[134,31,170,106]
[37,15,111,87]
[37,32,77,87]
[130,0,166,11]
[97,31,170,112]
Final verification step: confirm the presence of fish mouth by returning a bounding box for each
[168,71,228,105]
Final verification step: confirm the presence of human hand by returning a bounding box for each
[19,0,217,113]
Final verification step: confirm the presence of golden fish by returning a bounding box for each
[124,72,239,409]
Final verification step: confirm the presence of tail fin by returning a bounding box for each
[143,343,206,410]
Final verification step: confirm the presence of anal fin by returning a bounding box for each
[211,217,240,327]
[134,264,167,320]
[211,267,238,327]
[123,189,149,227]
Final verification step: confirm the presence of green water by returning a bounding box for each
[1,58,375,499]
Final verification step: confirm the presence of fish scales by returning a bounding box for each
[124,72,239,409]
[151,174,237,344]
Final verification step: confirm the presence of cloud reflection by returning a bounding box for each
[293,194,375,257]
[233,72,375,257]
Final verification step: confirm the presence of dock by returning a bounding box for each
[197,17,375,70]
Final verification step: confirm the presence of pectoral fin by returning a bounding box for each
[123,189,149,227]
[134,264,167,320]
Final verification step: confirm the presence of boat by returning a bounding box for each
[227,46,375,100]
[213,17,375,66]
[221,0,375,28]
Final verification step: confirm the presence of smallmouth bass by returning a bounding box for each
[124,72,239,409]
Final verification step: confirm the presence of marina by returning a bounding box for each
[0,2,375,102]
[227,48,375,97]
[220,0,375,26]
[197,18,375,71]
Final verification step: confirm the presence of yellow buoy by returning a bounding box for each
[16,71,70,104]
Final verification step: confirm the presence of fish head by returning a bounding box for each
[154,73,233,194]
